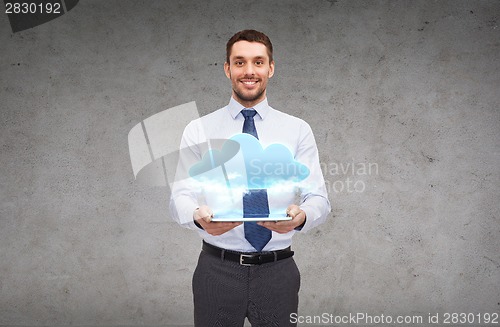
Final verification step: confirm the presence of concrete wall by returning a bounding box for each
[1,0,498,325]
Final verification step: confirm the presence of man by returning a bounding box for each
[170,30,330,326]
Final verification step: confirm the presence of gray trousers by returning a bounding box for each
[192,249,301,327]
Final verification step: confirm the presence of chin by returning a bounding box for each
[235,90,265,104]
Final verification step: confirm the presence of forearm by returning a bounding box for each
[169,191,200,230]
[298,193,331,233]
[294,123,331,233]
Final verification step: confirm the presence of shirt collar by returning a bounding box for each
[227,97,270,120]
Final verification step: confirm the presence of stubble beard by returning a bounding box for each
[232,86,266,105]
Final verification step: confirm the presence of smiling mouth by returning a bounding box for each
[241,80,259,86]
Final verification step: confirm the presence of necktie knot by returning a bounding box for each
[241,109,257,119]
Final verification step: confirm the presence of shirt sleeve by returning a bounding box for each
[169,120,204,230]
[295,121,331,233]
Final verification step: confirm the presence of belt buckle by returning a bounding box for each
[240,254,257,266]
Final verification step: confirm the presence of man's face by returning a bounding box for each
[224,40,274,108]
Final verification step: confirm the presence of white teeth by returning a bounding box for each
[243,81,256,85]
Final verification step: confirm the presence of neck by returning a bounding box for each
[232,92,267,108]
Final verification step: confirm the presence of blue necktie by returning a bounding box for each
[241,109,272,252]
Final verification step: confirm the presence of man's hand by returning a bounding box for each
[193,205,242,236]
[258,204,306,234]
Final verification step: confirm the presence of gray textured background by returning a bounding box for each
[1,0,499,326]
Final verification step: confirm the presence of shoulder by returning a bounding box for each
[185,105,228,130]
[268,106,312,131]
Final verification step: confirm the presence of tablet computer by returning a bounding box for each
[211,213,292,222]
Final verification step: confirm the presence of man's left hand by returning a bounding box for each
[258,204,306,234]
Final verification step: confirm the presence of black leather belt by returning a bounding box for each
[202,241,294,266]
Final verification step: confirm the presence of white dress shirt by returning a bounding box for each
[170,97,331,252]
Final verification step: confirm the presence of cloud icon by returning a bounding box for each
[231,133,310,189]
[189,133,310,189]
[188,139,240,177]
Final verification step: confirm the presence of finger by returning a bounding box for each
[258,221,284,233]
[258,221,277,227]
[204,221,241,230]
[263,225,292,234]
[260,219,299,233]
[219,222,241,228]
[206,222,241,235]
[286,209,297,218]
[195,210,210,221]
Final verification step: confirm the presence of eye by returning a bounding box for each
[235,61,244,66]
[255,61,264,65]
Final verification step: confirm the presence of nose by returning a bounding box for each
[244,63,255,76]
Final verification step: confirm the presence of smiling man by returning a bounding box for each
[170,30,330,326]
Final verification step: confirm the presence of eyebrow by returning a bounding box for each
[232,56,267,60]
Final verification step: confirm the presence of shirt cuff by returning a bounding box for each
[193,219,204,230]
[294,218,306,231]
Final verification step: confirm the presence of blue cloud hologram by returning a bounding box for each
[189,133,310,189]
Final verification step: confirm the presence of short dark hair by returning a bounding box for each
[226,29,273,63]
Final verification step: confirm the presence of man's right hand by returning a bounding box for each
[193,205,242,236]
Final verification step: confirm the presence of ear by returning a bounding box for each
[268,61,275,78]
[224,62,231,79]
